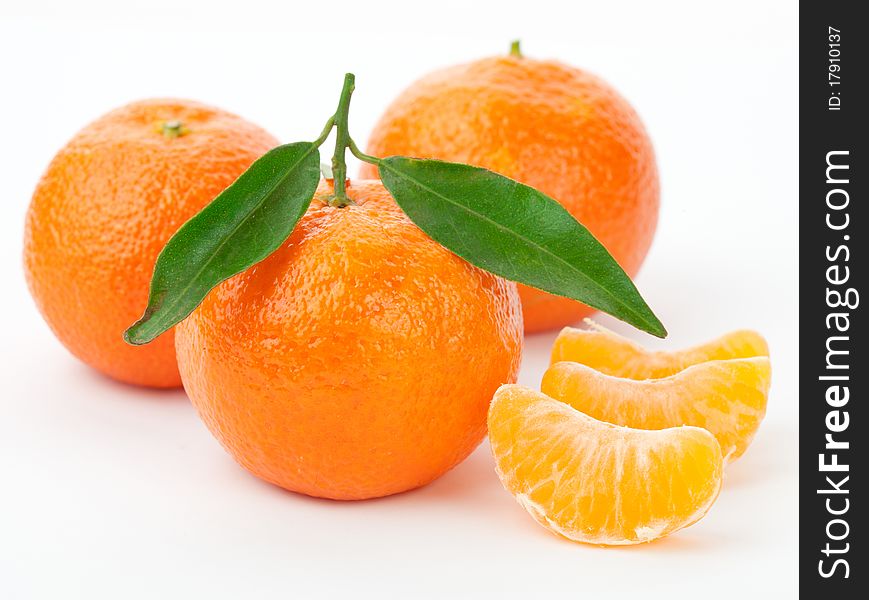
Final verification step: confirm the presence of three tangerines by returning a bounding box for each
[22,46,770,549]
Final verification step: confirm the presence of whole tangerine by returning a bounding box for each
[175,180,524,500]
[24,99,278,387]
[361,45,660,332]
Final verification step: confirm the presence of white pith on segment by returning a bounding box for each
[488,385,723,546]
[551,321,769,380]
[541,357,771,462]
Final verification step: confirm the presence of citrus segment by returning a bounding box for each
[488,385,723,545]
[551,324,769,379]
[542,358,771,462]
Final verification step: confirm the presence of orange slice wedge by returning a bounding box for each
[542,357,771,462]
[488,385,723,545]
[551,324,769,379]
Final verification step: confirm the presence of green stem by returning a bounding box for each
[161,120,188,139]
[329,73,356,207]
[509,40,522,58]
[348,138,381,166]
[313,116,335,147]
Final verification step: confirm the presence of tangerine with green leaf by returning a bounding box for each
[361,42,660,332]
[126,74,663,499]
[176,179,524,499]
[24,99,278,387]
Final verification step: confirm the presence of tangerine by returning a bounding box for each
[362,45,659,332]
[175,180,523,500]
[24,99,278,387]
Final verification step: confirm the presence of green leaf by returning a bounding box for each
[124,142,321,345]
[377,157,666,338]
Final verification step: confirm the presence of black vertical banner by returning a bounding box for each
[800,2,864,595]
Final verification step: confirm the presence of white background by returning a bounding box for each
[0,1,798,598]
